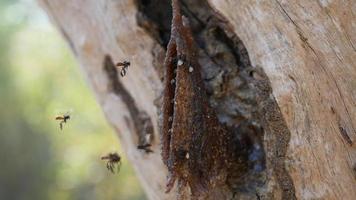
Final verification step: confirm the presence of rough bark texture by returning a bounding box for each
[38,0,356,199]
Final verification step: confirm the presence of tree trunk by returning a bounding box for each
[38,0,355,199]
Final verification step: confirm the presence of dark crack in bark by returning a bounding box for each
[103,55,154,153]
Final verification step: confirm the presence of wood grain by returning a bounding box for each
[209,0,356,199]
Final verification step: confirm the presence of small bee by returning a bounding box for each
[116,61,130,77]
[137,143,153,153]
[137,132,153,153]
[55,114,70,130]
[101,152,121,174]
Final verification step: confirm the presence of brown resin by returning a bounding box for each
[161,1,266,199]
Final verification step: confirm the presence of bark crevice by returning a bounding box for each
[103,55,154,152]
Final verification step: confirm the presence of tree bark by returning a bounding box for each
[38,0,355,199]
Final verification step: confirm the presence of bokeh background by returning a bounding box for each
[0,0,145,199]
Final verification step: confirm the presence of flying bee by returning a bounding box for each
[101,152,121,174]
[137,143,153,153]
[116,61,130,77]
[55,114,70,130]
[137,133,153,153]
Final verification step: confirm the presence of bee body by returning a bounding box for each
[116,61,130,77]
[55,114,71,130]
[101,152,121,174]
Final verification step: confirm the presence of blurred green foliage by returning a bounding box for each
[0,0,145,199]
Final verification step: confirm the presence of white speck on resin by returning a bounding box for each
[186,153,190,159]
[189,67,194,72]
[177,59,184,66]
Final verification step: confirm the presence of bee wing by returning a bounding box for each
[120,69,126,77]
[54,108,73,116]
[145,134,152,143]
[130,54,137,62]
[54,109,63,116]
[65,108,74,115]
[63,109,74,120]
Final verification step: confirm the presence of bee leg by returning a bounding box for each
[59,122,63,130]
[108,162,114,173]
[107,162,112,173]
[109,163,115,174]
[116,162,121,173]
[120,69,126,77]
[106,162,110,170]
